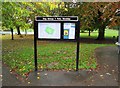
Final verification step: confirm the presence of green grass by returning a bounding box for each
[2,35,114,78]
[12,28,34,32]
[80,29,118,39]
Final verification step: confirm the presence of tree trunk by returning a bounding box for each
[88,29,90,36]
[10,28,14,40]
[25,29,27,36]
[97,26,106,40]
[17,26,21,35]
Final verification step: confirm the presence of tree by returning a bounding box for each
[2,2,33,35]
[76,2,118,40]
[12,2,32,35]
[108,8,120,30]
[95,2,118,40]
[2,2,27,39]
[2,2,15,39]
[3,2,118,40]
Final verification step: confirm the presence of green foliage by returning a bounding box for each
[2,2,119,39]
[2,2,14,28]
[2,2,67,30]
[2,2,31,30]
[0,1,2,22]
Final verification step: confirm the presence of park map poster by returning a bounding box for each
[38,22,76,40]
[38,23,61,39]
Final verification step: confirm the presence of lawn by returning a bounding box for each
[2,34,115,78]
[80,29,118,39]
[2,30,117,77]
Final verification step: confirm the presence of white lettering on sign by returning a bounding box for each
[57,18,62,20]
[43,18,47,20]
[35,16,78,21]
[62,18,70,21]
[48,18,54,20]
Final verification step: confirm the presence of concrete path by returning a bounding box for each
[2,65,27,86]
[2,46,119,86]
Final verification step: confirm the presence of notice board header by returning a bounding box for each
[35,16,78,21]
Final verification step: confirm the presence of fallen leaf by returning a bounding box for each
[0,75,2,77]
[112,70,115,72]
[100,75,103,77]
[44,73,47,76]
[67,70,69,72]
[40,66,43,69]
[37,72,40,75]
[37,76,40,79]
[28,81,30,84]
[106,73,111,75]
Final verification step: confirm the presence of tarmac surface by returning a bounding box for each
[2,46,119,86]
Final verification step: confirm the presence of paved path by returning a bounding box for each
[2,65,27,86]
[2,46,119,86]
[86,46,119,86]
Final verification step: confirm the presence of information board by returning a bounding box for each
[36,16,78,40]
[63,23,75,39]
[34,16,80,71]
[38,23,61,39]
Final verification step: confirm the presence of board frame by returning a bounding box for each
[34,16,80,71]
